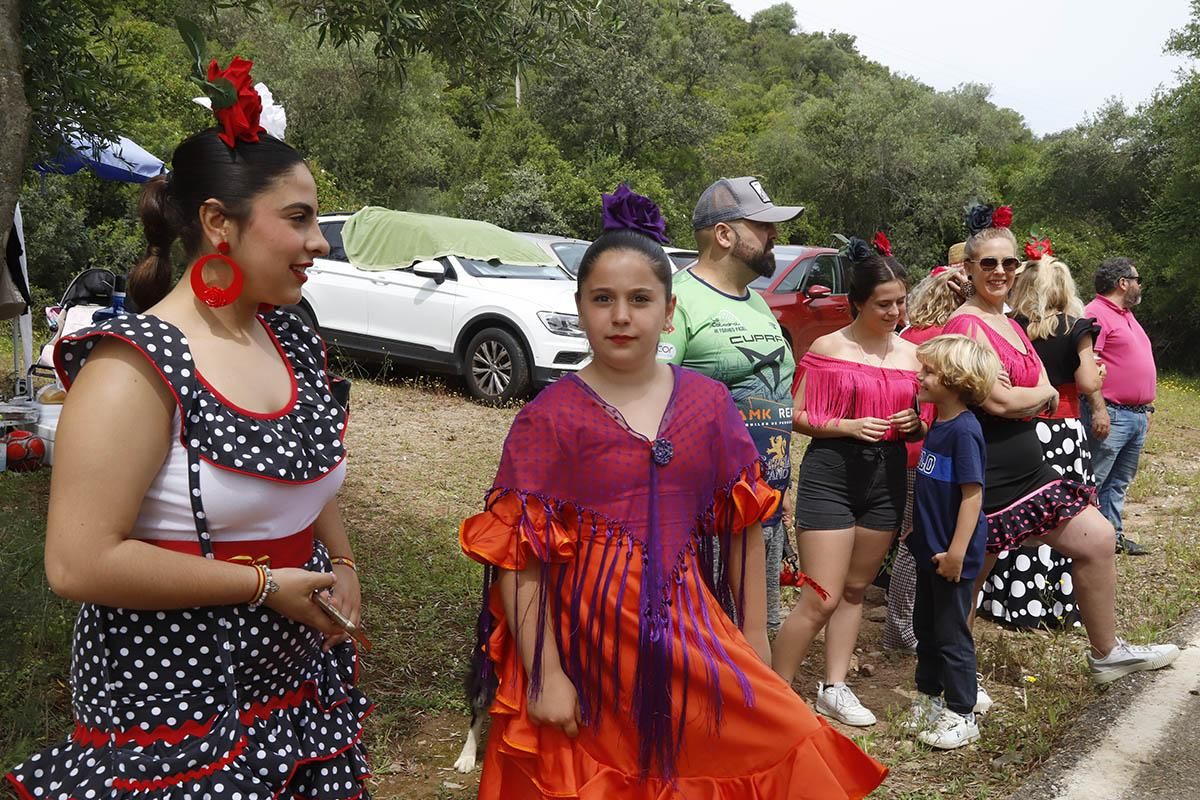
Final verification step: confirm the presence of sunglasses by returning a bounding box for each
[1122,274,1142,284]
[969,257,1022,273]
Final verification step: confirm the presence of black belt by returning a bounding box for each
[1105,400,1155,414]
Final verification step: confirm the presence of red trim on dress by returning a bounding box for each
[111,735,249,791]
[54,325,348,486]
[195,314,299,420]
[72,716,217,748]
[268,706,376,800]
[70,675,369,749]
[4,772,37,800]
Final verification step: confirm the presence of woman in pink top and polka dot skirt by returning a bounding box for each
[942,204,1177,686]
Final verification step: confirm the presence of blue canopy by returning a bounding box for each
[35,132,165,184]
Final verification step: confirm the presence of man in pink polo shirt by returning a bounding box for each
[1082,257,1155,556]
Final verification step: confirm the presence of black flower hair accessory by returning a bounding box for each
[964,201,1013,236]
[834,235,872,262]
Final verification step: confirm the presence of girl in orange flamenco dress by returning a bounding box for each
[459,189,888,799]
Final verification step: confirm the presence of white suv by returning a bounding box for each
[287,213,589,404]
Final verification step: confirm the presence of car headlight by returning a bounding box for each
[538,312,585,338]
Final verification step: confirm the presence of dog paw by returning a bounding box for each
[453,754,476,773]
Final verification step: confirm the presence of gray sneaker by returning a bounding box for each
[899,693,943,733]
[917,709,980,750]
[1088,638,1181,684]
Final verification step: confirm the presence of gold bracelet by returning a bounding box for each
[330,556,358,573]
[249,564,266,605]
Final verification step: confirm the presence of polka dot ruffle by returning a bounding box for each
[53,310,347,484]
[985,479,1095,554]
[6,544,373,799]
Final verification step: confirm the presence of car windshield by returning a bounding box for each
[550,242,589,276]
[749,252,798,291]
[457,258,570,280]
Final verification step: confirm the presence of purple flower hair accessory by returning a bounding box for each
[602,183,671,244]
[651,437,674,466]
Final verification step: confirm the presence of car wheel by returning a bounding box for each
[280,303,318,333]
[463,327,530,405]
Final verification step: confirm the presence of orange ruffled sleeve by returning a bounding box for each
[460,491,580,571]
[714,463,780,534]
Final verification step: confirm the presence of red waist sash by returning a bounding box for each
[147,526,314,569]
[1040,384,1081,420]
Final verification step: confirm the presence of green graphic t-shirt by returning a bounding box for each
[659,269,795,525]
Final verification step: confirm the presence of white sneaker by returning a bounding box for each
[1088,639,1181,684]
[973,675,993,715]
[898,693,943,732]
[815,682,877,726]
[917,709,980,750]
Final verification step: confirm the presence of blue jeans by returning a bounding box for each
[1082,404,1149,535]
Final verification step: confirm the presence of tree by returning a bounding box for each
[749,3,796,36]
[527,0,725,164]
[0,0,597,266]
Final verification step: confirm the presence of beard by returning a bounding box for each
[732,232,775,279]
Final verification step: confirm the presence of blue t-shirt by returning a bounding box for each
[908,411,988,581]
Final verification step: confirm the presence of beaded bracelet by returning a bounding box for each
[330,556,358,573]
[248,565,278,610]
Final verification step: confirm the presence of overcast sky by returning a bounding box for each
[727,0,1195,135]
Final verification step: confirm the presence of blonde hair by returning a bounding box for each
[917,334,1001,406]
[907,266,964,329]
[1009,256,1085,340]
[963,227,1017,261]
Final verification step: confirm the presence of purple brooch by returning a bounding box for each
[651,437,674,466]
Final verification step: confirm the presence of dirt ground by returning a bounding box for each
[348,372,1200,800]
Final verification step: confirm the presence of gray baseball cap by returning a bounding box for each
[692,176,804,230]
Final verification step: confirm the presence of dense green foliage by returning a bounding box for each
[16,0,1200,368]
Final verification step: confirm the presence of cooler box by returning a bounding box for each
[35,402,62,466]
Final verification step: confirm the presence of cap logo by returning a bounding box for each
[749,179,772,204]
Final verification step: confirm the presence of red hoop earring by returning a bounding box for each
[190,242,244,307]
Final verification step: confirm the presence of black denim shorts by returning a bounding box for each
[794,438,907,532]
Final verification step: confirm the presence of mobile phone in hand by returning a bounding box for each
[311,590,356,633]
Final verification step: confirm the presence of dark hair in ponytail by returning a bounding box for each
[576,229,674,298]
[127,128,306,309]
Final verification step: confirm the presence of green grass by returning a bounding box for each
[0,470,74,769]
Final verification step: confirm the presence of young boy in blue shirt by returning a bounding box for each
[904,334,1000,749]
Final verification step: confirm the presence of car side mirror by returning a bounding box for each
[413,260,446,284]
[804,284,832,302]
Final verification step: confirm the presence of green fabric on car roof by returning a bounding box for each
[342,206,557,270]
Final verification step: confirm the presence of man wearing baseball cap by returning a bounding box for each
[659,176,804,634]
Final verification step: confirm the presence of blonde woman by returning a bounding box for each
[942,206,1177,684]
[976,252,1101,630]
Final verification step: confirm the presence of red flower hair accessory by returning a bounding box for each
[992,205,1013,229]
[178,19,265,148]
[205,57,264,147]
[872,231,893,257]
[1024,234,1054,261]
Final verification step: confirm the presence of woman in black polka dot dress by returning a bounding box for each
[5,94,372,799]
[977,252,1101,629]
